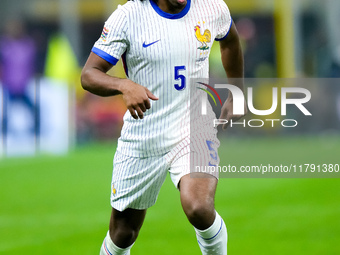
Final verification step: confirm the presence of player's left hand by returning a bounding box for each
[219,96,247,130]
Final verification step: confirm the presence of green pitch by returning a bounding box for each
[1,136,339,255]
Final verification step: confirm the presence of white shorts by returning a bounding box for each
[110,136,220,211]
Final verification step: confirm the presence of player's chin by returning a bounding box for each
[176,0,187,6]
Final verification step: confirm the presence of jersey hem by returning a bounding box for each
[215,19,233,41]
[92,47,119,65]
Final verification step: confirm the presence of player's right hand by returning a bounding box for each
[120,79,158,119]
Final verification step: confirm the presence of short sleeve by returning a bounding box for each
[215,0,232,41]
[92,6,128,65]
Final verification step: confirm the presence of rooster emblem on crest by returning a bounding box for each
[194,23,211,50]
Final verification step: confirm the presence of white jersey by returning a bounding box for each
[93,0,232,157]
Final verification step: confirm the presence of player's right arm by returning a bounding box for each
[81,53,158,119]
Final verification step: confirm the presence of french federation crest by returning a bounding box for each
[194,22,211,50]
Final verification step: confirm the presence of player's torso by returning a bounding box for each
[118,0,223,156]
[124,0,221,85]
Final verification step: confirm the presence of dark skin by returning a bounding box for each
[155,0,187,14]
[81,0,245,248]
[219,22,247,129]
[80,56,158,120]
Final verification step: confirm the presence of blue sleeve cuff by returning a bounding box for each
[91,47,119,65]
[215,19,233,41]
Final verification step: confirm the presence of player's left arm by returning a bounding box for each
[219,22,247,129]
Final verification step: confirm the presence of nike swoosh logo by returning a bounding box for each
[143,40,160,48]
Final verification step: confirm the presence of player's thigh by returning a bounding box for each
[179,172,218,207]
[109,207,146,231]
[168,137,220,212]
[169,150,218,213]
[179,172,218,229]
[109,207,147,247]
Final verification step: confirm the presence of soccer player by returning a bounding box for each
[81,0,245,254]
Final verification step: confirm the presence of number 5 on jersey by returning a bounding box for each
[174,65,186,91]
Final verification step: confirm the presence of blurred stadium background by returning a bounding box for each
[0,0,339,254]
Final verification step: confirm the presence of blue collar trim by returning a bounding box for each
[150,0,191,19]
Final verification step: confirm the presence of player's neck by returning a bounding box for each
[153,0,187,14]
